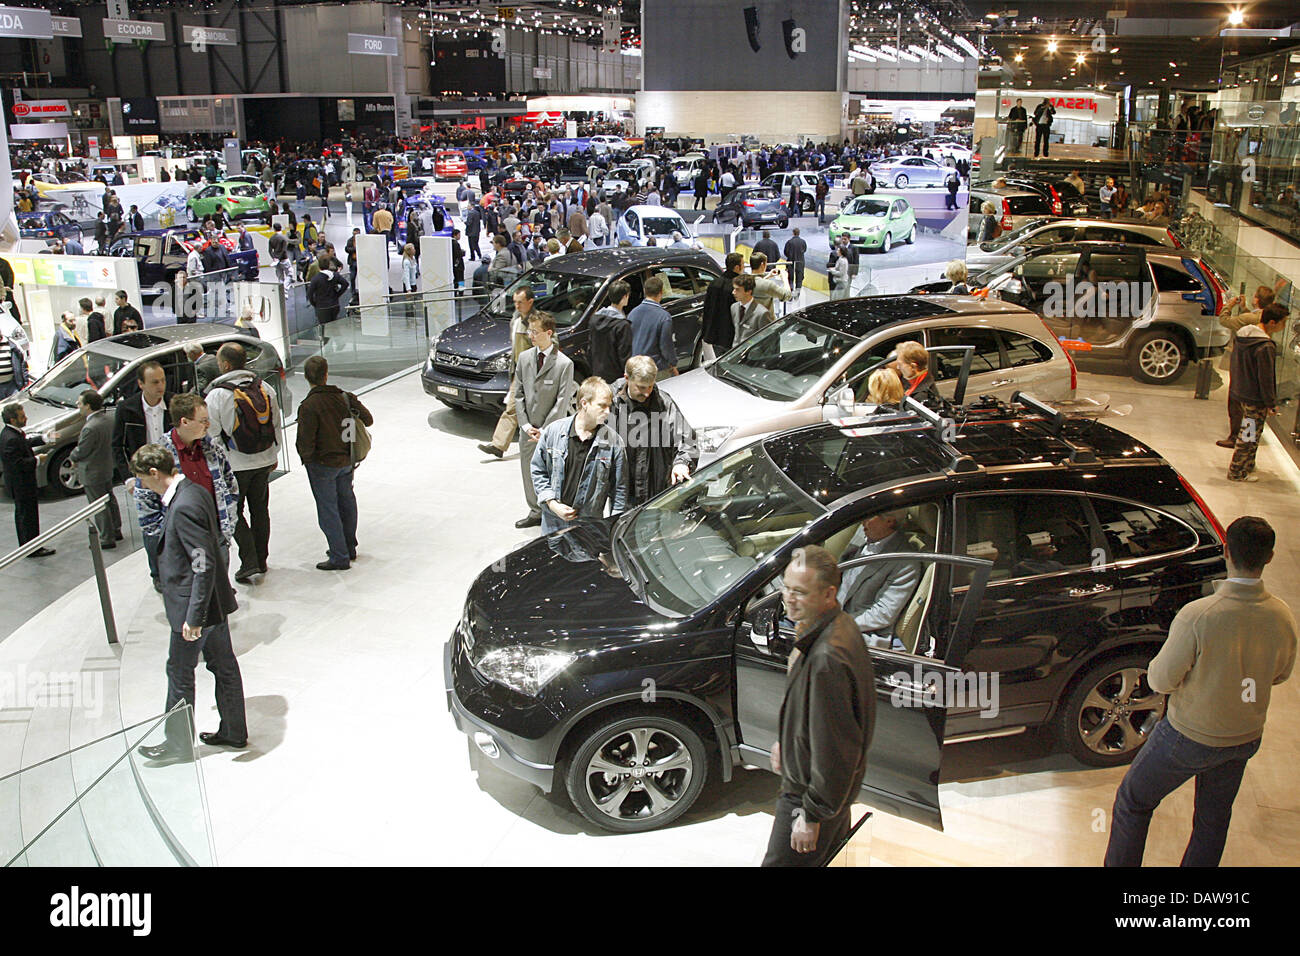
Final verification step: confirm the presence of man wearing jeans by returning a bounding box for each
[295,356,372,571]
[1105,516,1296,866]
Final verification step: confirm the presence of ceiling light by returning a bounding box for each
[1076,53,1086,64]
[1227,9,1245,26]
[1046,38,1058,53]
[1014,53,1023,62]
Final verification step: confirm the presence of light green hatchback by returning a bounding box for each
[829,195,917,253]
[187,180,270,222]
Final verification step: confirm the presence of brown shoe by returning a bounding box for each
[1215,438,1236,448]
[477,442,504,459]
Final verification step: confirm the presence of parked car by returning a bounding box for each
[589,135,632,155]
[966,217,1183,271]
[660,295,1075,462]
[828,195,917,253]
[186,180,270,222]
[17,211,83,244]
[446,396,1226,832]
[760,172,822,213]
[975,176,1091,218]
[15,324,287,494]
[435,150,468,181]
[671,155,708,189]
[598,165,650,202]
[423,248,720,413]
[912,243,1230,384]
[869,156,960,189]
[969,185,1056,240]
[109,227,260,296]
[711,185,788,228]
[614,205,699,247]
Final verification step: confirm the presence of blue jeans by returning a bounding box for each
[1105,718,1261,867]
[0,381,17,399]
[305,463,357,566]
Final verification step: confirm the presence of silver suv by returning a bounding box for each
[658,295,1075,464]
[969,186,1054,240]
[967,218,1182,271]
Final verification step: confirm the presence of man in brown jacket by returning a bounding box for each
[295,356,373,571]
[763,545,875,866]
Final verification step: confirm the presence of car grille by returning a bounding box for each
[434,351,493,382]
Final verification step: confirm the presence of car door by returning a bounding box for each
[1067,248,1152,349]
[733,505,992,830]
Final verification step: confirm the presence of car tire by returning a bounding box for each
[894,174,909,188]
[186,205,197,223]
[1055,652,1165,767]
[881,231,892,253]
[49,446,82,496]
[777,217,788,230]
[906,224,916,244]
[801,197,814,213]
[1129,329,1188,385]
[564,712,709,833]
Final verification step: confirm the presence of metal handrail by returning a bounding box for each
[0,493,119,645]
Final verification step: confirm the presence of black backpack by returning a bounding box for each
[215,379,275,454]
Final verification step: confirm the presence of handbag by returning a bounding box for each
[346,394,372,467]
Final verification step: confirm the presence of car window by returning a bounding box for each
[958,493,1095,583]
[1006,194,1052,215]
[198,186,222,199]
[685,266,719,293]
[1000,332,1055,368]
[842,332,915,395]
[926,327,1002,378]
[1025,226,1076,246]
[1089,498,1197,560]
[653,266,695,299]
[134,236,163,260]
[29,350,132,406]
[1150,262,1203,293]
[625,212,639,232]
[845,197,889,216]
[714,315,862,402]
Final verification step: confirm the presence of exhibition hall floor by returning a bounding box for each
[3,367,1299,866]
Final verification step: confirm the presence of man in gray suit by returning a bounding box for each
[68,389,122,548]
[130,444,247,760]
[731,274,772,345]
[513,311,576,528]
[837,511,921,649]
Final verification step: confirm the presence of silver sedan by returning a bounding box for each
[869,156,960,189]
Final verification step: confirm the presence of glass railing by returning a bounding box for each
[2,705,214,867]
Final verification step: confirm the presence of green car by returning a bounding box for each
[187,181,270,222]
[829,195,917,253]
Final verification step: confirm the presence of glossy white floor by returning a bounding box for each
[3,364,1299,866]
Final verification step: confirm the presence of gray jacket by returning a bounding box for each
[731,298,773,345]
[68,410,115,486]
[514,345,576,432]
[838,530,921,647]
[159,478,238,632]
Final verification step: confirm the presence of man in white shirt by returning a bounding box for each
[719,167,737,192]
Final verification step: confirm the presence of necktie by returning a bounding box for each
[537,350,545,375]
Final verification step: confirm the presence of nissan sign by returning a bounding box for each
[103,18,166,42]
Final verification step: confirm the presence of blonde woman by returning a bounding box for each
[866,368,904,408]
[944,259,970,294]
[401,243,419,293]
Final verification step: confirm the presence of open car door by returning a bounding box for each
[734,551,992,830]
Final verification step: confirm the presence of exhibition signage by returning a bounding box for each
[347,33,398,56]
[51,16,81,38]
[182,24,238,47]
[10,123,69,140]
[10,99,71,119]
[120,97,160,133]
[103,18,166,42]
[0,6,52,39]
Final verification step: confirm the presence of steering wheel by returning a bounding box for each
[715,510,745,552]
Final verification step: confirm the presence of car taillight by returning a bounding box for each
[1178,473,1226,544]
[1203,261,1226,315]
[1001,198,1013,232]
[1049,185,1062,216]
[227,197,239,203]
[744,200,755,206]
[1167,227,1183,249]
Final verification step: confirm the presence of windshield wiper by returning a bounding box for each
[612,530,648,598]
[27,394,68,408]
[712,365,762,397]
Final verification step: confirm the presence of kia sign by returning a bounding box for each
[103,18,166,42]
[0,5,52,38]
[347,33,399,56]
[11,99,71,119]
[182,24,237,47]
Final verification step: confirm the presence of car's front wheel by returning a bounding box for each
[1056,652,1165,767]
[894,174,909,188]
[906,224,916,244]
[1129,329,1188,385]
[49,446,82,496]
[881,231,893,253]
[565,713,709,833]
[777,216,788,229]
[186,204,197,223]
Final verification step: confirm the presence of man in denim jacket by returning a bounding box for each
[530,377,627,535]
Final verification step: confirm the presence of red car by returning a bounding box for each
[435,149,468,181]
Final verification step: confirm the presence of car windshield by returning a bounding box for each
[979,217,1051,252]
[844,197,889,217]
[484,269,605,328]
[615,446,823,616]
[608,168,636,180]
[711,315,858,402]
[641,216,683,237]
[29,349,131,406]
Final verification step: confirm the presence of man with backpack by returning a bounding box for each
[205,342,282,583]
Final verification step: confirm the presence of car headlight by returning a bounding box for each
[472,646,575,696]
[865,224,882,234]
[696,425,736,454]
[428,334,441,362]
[482,354,511,373]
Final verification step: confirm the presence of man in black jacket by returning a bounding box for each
[1228,304,1288,481]
[700,252,745,361]
[609,355,697,507]
[113,361,173,588]
[1007,98,1029,153]
[588,280,633,382]
[1032,98,1056,158]
[93,212,109,253]
[763,545,874,866]
[131,444,247,759]
[112,290,143,336]
[0,404,55,556]
[307,254,348,347]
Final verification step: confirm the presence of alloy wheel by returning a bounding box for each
[584,726,694,823]
[1137,338,1183,381]
[1076,666,1164,757]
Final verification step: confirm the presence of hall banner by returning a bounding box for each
[182,24,238,47]
[103,18,166,42]
[37,182,188,226]
[347,33,399,56]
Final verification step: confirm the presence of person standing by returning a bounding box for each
[731,274,771,342]
[814,177,829,225]
[0,404,55,557]
[1227,304,1287,481]
[295,356,372,571]
[477,287,538,460]
[588,280,633,382]
[1099,176,1117,219]
[530,377,626,535]
[828,249,851,301]
[344,227,361,306]
[700,252,745,361]
[628,275,677,379]
[1104,516,1296,866]
[693,167,710,211]
[512,313,576,529]
[1007,98,1029,154]
[763,545,875,867]
[752,230,780,264]
[112,290,143,336]
[307,255,348,348]
[0,331,29,399]
[68,389,122,548]
[1216,285,1276,448]
[945,171,960,211]
[113,361,173,591]
[783,229,807,293]
[750,252,793,319]
[204,343,280,583]
[464,202,483,261]
[131,444,247,760]
[609,356,696,507]
[1032,98,1056,158]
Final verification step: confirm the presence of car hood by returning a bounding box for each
[433,307,510,360]
[832,213,888,230]
[466,520,667,647]
[12,396,82,442]
[658,365,792,429]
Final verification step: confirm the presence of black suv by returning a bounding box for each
[445,395,1226,833]
[423,248,721,414]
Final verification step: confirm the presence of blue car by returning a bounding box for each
[18,210,83,244]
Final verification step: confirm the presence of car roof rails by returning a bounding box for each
[903,396,982,474]
[1010,391,1099,465]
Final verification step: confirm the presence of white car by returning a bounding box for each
[589,135,631,154]
[615,205,700,248]
[869,156,960,189]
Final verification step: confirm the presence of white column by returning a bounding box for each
[419,235,454,336]
[355,233,388,336]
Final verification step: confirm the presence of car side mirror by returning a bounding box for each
[746,604,777,648]
[828,383,855,413]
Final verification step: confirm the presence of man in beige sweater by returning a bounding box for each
[1105,516,1296,866]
